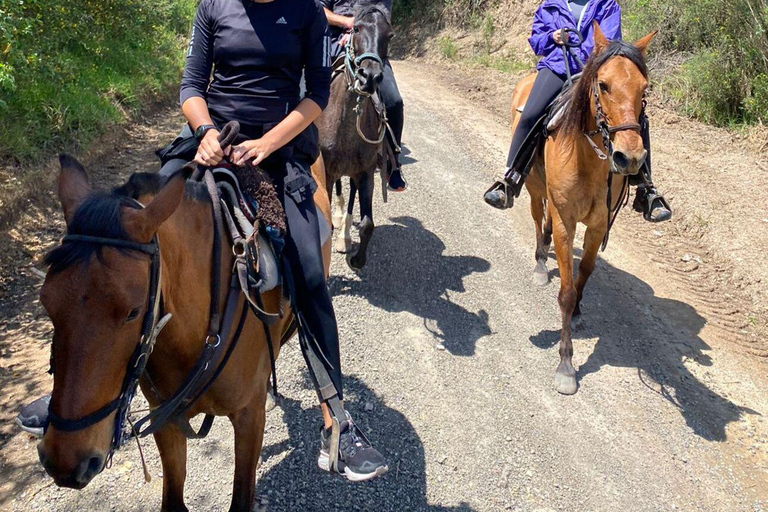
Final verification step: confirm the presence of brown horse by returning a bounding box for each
[317,3,393,270]
[37,154,331,511]
[517,23,657,395]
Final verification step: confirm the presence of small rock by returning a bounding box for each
[436,343,446,351]
[437,455,448,465]
[505,435,513,442]
[364,402,374,412]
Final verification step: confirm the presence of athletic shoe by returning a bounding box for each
[16,395,50,436]
[318,414,388,482]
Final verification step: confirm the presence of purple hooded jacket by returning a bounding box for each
[529,0,622,77]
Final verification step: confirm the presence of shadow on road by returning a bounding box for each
[257,375,476,512]
[329,216,491,356]
[529,250,759,442]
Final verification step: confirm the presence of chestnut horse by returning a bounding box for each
[516,24,657,394]
[37,154,331,511]
[317,3,393,270]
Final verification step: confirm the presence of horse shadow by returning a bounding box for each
[399,145,418,166]
[329,216,492,356]
[256,375,476,512]
[529,250,758,442]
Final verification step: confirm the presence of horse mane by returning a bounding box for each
[45,171,208,274]
[355,0,391,23]
[560,39,648,137]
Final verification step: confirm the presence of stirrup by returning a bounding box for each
[484,180,514,209]
[635,187,672,223]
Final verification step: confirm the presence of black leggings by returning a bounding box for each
[505,68,565,169]
[379,59,404,167]
[159,151,344,400]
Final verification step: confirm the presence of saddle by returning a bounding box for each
[213,165,284,294]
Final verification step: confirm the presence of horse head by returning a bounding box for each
[349,2,393,95]
[564,23,657,176]
[37,156,189,489]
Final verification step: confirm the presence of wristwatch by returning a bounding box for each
[194,124,216,141]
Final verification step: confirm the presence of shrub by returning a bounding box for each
[0,0,196,165]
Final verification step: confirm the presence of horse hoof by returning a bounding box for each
[265,389,277,412]
[533,270,550,286]
[554,372,578,395]
[335,237,353,254]
[571,314,583,332]
[347,252,366,271]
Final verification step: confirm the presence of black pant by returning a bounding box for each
[159,145,344,400]
[505,68,565,169]
[380,59,404,168]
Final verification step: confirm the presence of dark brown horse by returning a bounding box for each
[516,24,657,394]
[317,3,393,270]
[37,154,331,511]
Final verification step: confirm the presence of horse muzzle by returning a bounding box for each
[38,441,106,489]
[355,66,383,95]
[610,148,647,176]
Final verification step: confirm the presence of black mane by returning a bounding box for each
[561,39,648,136]
[45,171,208,274]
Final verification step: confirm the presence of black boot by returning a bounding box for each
[633,184,672,223]
[483,169,526,210]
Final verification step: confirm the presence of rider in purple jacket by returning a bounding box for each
[484,0,671,223]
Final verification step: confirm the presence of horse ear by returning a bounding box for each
[634,30,658,56]
[58,154,91,226]
[123,164,194,243]
[592,21,609,54]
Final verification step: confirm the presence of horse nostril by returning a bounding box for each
[612,150,629,171]
[74,454,104,485]
[374,72,383,84]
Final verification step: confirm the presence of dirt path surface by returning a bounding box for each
[2,60,768,512]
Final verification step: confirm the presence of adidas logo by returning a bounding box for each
[276,17,287,25]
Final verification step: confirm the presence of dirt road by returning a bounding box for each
[2,60,767,511]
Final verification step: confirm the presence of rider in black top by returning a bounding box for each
[321,0,407,192]
[18,0,387,483]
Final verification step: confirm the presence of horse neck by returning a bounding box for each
[330,75,379,138]
[152,196,231,365]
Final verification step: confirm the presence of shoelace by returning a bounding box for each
[339,421,369,458]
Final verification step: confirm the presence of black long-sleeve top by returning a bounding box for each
[180,0,332,135]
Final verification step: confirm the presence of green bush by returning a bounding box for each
[623,0,768,125]
[439,36,459,60]
[0,0,196,164]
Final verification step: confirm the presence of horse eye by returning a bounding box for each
[599,82,610,93]
[126,308,141,323]
[353,27,360,33]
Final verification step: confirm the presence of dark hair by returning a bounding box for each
[561,39,648,137]
[45,172,207,274]
[355,1,391,24]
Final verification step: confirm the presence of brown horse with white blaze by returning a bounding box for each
[37,155,331,511]
[517,23,657,395]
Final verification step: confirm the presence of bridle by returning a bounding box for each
[585,84,646,173]
[341,8,398,148]
[46,207,168,459]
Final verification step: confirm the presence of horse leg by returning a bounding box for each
[348,171,374,270]
[530,194,549,286]
[551,212,579,395]
[154,424,189,512]
[572,225,604,331]
[332,179,345,229]
[335,179,355,254]
[229,393,267,512]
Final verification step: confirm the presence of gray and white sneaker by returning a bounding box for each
[16,395,50,436]
[318,414,387,482]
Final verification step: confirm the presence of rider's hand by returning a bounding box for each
[195,129,229,167]
[553,29,564,46]
[342,16,354,30]
[231,137,278,167]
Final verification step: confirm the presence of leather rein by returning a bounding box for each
[46,122,275,461]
